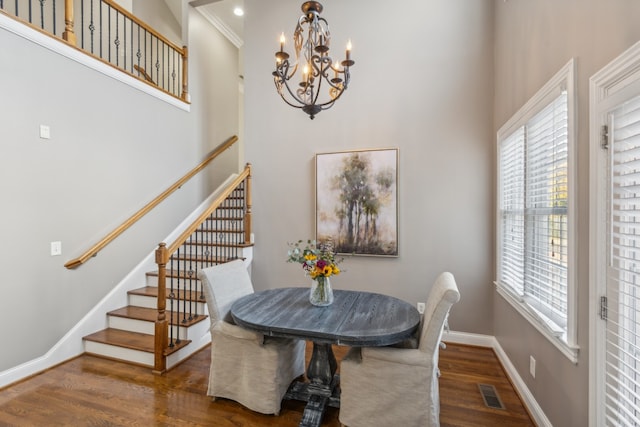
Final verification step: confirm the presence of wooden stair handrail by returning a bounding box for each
[64,135,239,269]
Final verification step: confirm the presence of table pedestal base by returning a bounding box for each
[284,342,340,427]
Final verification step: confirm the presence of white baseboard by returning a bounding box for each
[0,176,240,389]
[444,330,552,427]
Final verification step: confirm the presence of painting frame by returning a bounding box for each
[315,148,399,257]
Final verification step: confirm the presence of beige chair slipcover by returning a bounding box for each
[198,259,306,415]
[339,272,461,427]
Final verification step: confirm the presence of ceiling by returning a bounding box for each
[193,0,245,48]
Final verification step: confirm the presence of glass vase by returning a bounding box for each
[310,276,334,306]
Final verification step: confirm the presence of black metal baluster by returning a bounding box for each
[136,25,141,76]
[177,50,181,98]
[230,193,236,260]
[14,0,18,18]
[189,227,196,320]
[28,0,32,25]
[227,200,232,262]
[144,29,147,80]
[149,31,153,82]
[182,236,193,323]
[208,214,214,266]
[155,37,160,87]
[237,186,242,258]
[201,219,209,302]
[122,14,126,70]
[238,182,244,258]
[158,41,162,89]
[114,10,119,66]
[175,244,183,345]
[107,5,111,62]
[89,0,96,54]
[216,208,221,265]
[216,206,221,262]
[169,248,178,348]
[98,0,102,58]
[51,0,55,35]
[80,0,84,49]
[171,50,176,95]
[129,18,133,72]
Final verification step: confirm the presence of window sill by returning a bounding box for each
[495,283,579,364]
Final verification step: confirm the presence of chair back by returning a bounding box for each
[418,272,461,354]
[198,259,254,324]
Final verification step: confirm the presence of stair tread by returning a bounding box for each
[128,286,206,302]
[84,328,191,356]
[84,329,155,352]
[108,306,208,327]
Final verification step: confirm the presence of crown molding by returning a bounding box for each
[196,7,243,49]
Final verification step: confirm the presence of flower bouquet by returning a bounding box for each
[286,239,343,306]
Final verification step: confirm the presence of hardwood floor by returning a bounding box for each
[0,342,534,426]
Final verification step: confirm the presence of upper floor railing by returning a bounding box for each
[0,0,188,101]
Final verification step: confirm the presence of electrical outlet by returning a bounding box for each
[529,355,536,378]
[417,302,426,314]
[50,241,62,256]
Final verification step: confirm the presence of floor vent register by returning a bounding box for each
[477,383,506,410]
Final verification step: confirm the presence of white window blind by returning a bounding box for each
[498,92,569,335]
[606,94,640,426]
[499,127,525,296]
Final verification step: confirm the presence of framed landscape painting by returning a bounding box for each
[315,148,398,257]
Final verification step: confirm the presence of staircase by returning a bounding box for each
[83,180,253,370]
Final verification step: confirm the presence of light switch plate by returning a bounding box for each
[50,241,62,256]
[40,125,51,139]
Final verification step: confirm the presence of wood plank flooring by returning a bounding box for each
[0,342,535,426]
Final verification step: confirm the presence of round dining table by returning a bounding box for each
[230,287,420,427]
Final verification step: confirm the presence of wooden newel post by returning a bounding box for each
[62,0,77,45]
[244,163,253,244]
[153,242,169,374]
[181,45,189,102]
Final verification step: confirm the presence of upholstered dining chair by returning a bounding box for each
[338,272,461,427]
[197,259,306,415]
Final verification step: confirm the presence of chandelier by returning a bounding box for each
[273,1,355,120]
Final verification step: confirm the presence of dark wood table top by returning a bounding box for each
[230,287,420,346]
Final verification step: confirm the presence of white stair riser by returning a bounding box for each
[128,294,207,312]
[146,275,205,289]
[108,316,190,338]
[85,341,154,367]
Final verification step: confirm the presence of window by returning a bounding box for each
[590,40,640,425]
[496,59,577,361]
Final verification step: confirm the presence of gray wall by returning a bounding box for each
[243,0,495,334]
[0,5,238,371]
[493,1,640,426]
